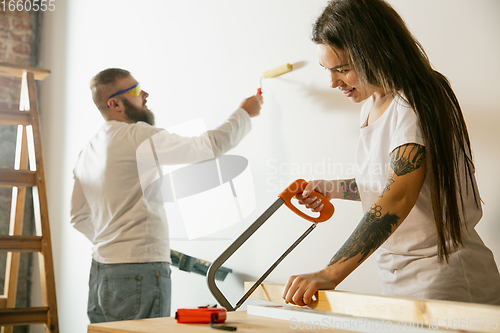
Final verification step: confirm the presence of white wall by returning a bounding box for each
[38,1,500,332]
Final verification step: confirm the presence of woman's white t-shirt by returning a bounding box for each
[354,94,500,304]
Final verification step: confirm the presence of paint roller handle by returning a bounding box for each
[279,179,335,223]
[257,88,262,95]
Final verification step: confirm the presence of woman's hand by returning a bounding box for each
[283,269,338,306]
[296,179,336,213]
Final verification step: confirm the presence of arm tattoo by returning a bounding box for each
[382,144,425,194]
[381,175,395,196]
[328,204,400,266]
[339,179,360,201]
[390,144,425,176]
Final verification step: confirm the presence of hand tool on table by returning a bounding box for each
[176,305,236,331]
[207,179,335,311]
[257,63,293,95]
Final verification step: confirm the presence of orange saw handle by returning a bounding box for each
[279,179,334,223]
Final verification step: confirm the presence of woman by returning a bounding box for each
[283,0,500,305]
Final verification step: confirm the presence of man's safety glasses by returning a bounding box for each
[107,83,142,107]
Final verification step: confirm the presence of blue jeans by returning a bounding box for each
[88,259,171,323]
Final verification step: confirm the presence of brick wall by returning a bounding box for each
[0,4,41,333]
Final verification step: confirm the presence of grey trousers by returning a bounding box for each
[88,259,171,323]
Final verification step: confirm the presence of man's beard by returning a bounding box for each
[122,97,155,126]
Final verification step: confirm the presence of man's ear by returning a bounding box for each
[107,98,123,111]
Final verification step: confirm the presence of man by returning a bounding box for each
[71,68,262,323]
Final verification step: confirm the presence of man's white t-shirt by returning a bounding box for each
[71,108,251,264]
[354,94,500,304]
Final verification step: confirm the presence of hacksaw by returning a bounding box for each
[207,179,335,311]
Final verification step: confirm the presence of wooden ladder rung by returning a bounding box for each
[0,296,6,308]
[0,109,31,125]
[0,62,50,81]
[0,307,49,325]
[0,236,42,252]
[0,169,37,187]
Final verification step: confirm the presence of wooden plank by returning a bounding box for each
[0,296,6,309]
[0,236,42,252]
[0,307,48,325]
[26,71,59,332]
[245,283,500,333]
[0,109,31,125]
[0,169,36,187]
[87,311,355,333]
[247,304,455,333]
[0,63,50,81]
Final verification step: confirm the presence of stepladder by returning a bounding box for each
[0,63,58,332]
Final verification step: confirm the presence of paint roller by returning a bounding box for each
[257,63,293,95]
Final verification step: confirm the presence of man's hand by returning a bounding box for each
[240,95,263,118]
[283,269,338,306]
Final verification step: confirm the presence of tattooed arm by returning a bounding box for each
[338,179,361,201]
[283,143,426,306]
[295,179,360,212]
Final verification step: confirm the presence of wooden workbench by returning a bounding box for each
[87,311,354,333]
[88,284,500,332]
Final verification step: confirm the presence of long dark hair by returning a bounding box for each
[313,0,479,262]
